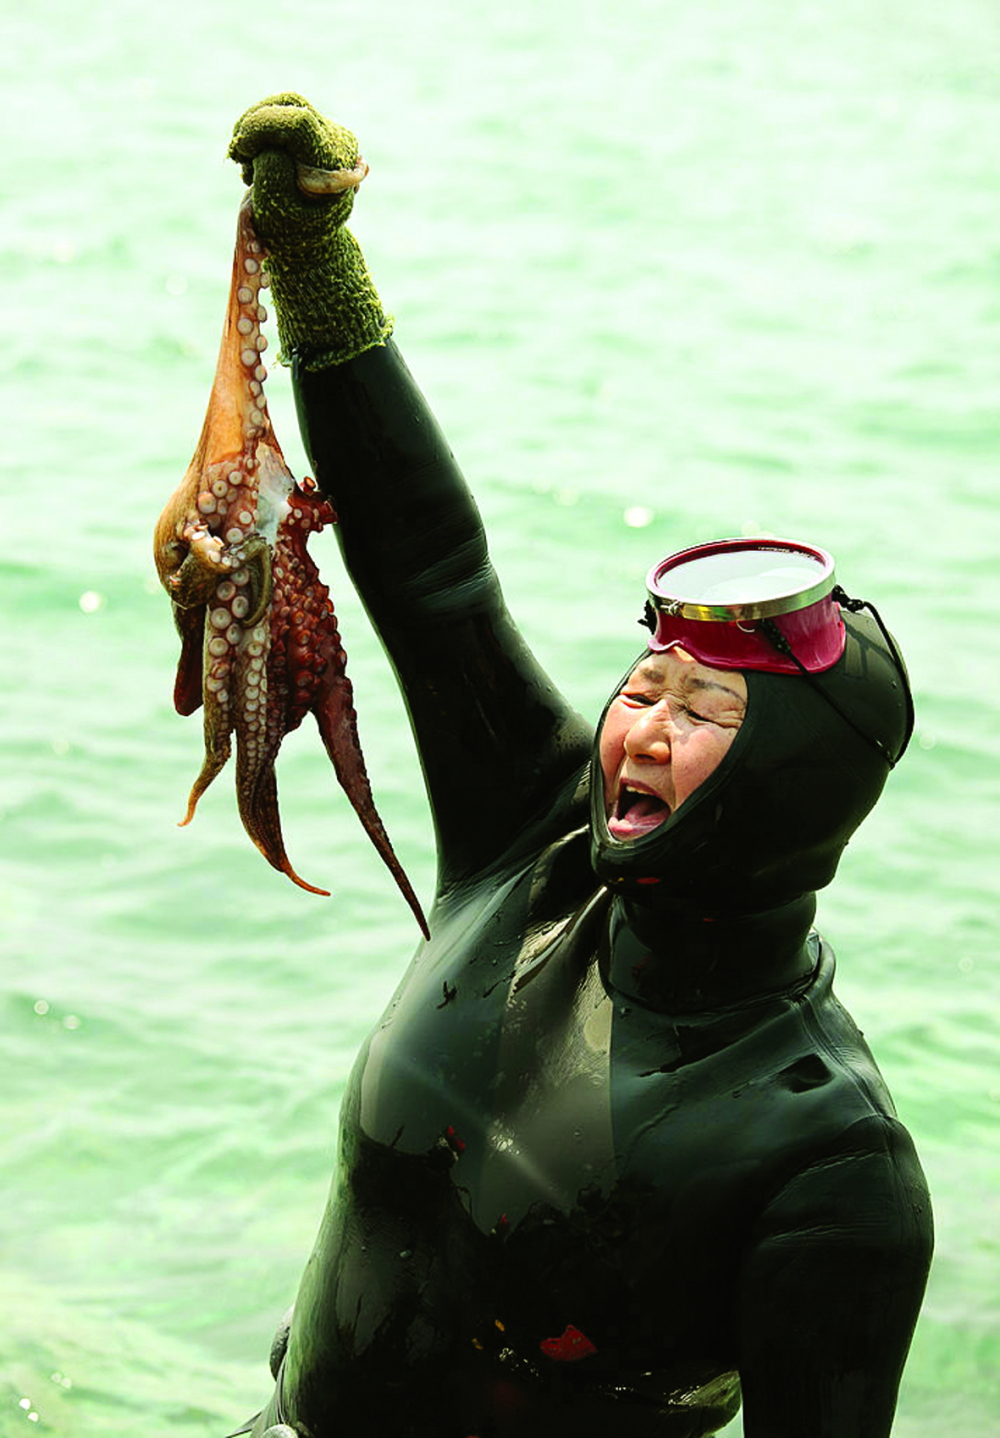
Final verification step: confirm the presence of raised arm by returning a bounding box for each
[229,96,592,892]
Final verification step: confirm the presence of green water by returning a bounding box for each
[3,1,998,1432]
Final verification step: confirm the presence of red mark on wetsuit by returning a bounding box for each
[445,1125,466,1154]
[539,1324,597,1362]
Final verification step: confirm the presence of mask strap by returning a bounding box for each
[834,586,915,762]
[761,586,913,768]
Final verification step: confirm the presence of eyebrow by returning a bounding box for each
[688,676,747,708]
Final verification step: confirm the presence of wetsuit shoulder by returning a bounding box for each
[292,342,593,892]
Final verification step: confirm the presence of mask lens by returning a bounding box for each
[645,538,844,673]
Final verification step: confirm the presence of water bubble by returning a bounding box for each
[623,505,654,529]
[63,1014,81,1031]
[33,999,49,1016]
[79,590,105,613]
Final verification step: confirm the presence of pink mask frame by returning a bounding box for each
[644,537,845,675]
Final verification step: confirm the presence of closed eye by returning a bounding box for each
[618,693,738,727]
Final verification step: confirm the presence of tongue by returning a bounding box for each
[608,794,670,841]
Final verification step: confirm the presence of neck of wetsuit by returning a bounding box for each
[602,890,818,1014]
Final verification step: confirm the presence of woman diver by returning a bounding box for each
[225,93,932,1438]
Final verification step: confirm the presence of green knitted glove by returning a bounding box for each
[228,92,392,367]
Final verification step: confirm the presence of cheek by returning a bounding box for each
[676,730,734,797]
[598,716,624,792]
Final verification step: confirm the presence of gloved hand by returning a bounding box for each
[228,92,392,366]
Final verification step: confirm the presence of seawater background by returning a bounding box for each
[2,0,998,1433]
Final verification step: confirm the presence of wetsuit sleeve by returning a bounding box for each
[735,1114,933,1438]
[293,341,593,892]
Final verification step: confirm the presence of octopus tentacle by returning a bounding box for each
[238,535,274,629]
[171,600,206,717]
[153,193,428,937]
[314,667,427,935]
[180,699,232,825]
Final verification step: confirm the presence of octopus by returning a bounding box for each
[153,190,429,939]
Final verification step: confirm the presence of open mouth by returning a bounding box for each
[607,784,671,841]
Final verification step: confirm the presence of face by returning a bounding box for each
[599,648,747,841]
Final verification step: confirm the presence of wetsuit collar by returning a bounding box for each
[601,890,818,1014]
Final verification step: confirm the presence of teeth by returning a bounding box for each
[618,785,642,818]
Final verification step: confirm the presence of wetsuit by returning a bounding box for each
[241,339,932,1438]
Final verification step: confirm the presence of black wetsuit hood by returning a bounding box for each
[589,607,913,918]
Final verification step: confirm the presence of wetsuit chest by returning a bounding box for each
[344,826,870,1260]
[351,832,616,1232]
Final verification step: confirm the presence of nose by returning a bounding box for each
[623,703,673,764]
